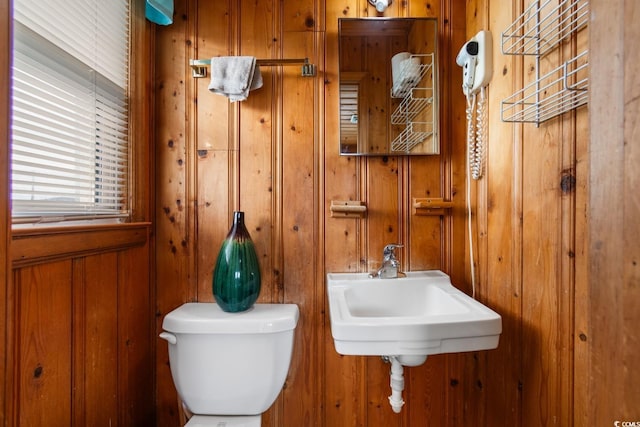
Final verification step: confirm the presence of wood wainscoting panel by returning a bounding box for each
[74,254,119,426]
[10,241,152,426]
[15,261,74,426]
[117,244,154,424]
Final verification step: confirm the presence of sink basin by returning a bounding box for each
[327,270,501,364]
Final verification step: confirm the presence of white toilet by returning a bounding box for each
[160,303,299,427]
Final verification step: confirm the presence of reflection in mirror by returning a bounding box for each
[339,18,439,156]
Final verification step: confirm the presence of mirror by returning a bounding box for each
[339,18,439,155]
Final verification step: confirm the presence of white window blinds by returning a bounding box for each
[11,0,130,224]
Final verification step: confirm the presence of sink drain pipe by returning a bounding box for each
[386,356,405,413]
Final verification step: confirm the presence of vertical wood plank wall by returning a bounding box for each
[466,0,590,426]
[8,246,154,426]
[154,0,469,425]
[148,0,628,425]
[588,0,640,424]
[149,0,638,425]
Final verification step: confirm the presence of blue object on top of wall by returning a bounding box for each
[146,0,173,25]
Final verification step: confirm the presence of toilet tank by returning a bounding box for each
[161,303,299,415]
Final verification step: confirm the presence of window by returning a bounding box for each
[11,0,130,224]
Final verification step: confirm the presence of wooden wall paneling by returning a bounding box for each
[366,35,391,153]
[404,0,447,276]
[282,0,317,32]
[589,0,640,422]
[572,24,589,427]
[557,19,587,427]
[588,0,624,421]
[195,0,231,153]
[478,0,523,426]
[442,1,463,424]
[449,0,490,424]
[72,261,87,427]
[15,262,73,426]
[364,156,402,427]
[195,0,234,302]
[323,0,366,425]
[405,155,445,273]
[313,26,327,427]
[572,81,589,427]
[519,1,573,422]
[195,150,234,305]
[443,1,475,423]
[11,225,149,268]
[405,0,440,17]
[323,0,362,276]
[75,254,119,425]
[280,27,321,427]
[0,0,10,424]
[238,0,277,305]
[13,246,152,427]
[404,2,453,425]
[149,1,640,426]
[154,0,197,423]
[117,244,154,424]
[621,0,640,413]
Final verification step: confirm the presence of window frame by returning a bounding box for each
[11,0,130,225]
[9,0,153,264]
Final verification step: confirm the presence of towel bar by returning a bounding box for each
[189,58,316,78]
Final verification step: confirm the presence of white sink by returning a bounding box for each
[327,270,501,365]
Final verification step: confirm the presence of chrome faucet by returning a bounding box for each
[370,244,403,279]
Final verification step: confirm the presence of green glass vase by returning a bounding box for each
[212,211,261,312]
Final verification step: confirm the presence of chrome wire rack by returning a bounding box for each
[501,0,589,125]
[501,0,588,57]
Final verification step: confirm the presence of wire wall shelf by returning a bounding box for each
[502,0,589,56]
[391,122,434,153]
[390,88,434,125]
[389,54,436,152]
[500,0,589,125]
[502,50,588,123]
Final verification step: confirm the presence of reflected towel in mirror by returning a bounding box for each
[391,52,420,98]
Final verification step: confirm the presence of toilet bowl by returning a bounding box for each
[160,303,299,426]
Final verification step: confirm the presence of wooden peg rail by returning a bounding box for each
[413,197,454,216]
[330,200,367,218]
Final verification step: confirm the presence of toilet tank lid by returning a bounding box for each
[162,303,299,334]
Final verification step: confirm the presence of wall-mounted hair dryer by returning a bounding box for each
[456,30,493,181]
[456,30,493,96]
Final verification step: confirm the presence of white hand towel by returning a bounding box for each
[391,54,420,98]
[208,56,263,102]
